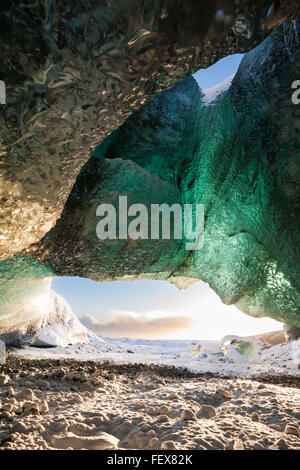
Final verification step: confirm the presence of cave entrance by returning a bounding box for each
[50,52,284,344]
[51,277,282,341]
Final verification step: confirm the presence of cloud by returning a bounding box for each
[80,312,196,339]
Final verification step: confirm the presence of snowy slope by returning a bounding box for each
[10,332,300,378]
[194,74,235,105]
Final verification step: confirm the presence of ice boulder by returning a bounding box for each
[30,291,88,348]
[220,335,258,364]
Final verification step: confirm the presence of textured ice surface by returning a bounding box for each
[31,23,299,327]
[2,0,292,262]
[0,20,300,336]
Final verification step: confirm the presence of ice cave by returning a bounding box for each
[0,0,299,453]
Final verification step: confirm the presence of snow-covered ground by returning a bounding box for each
[3,330,300,450]
[9,331,300,378]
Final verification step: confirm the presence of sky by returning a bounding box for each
[193,53,244,88]
[52,53,283,340]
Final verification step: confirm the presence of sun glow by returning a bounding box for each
[52,277,283,341]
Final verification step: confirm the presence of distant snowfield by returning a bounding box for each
[196,74,235,105]
[10,332,300,378]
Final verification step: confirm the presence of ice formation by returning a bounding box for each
[0,2,299,341]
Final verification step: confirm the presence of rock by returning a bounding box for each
[51,432,119,450]
[180,409,197,421]
[158,405,171,415]
[0,340,6,364]
[170,393,180,400]
[149,438,159,448]
[200,405,216,418]
[6,397,17,405]
[185,393,196,400]
[52,369,65,379]
[22,401,40,415]
[5,387,15,397]
[215,388,233,400]
[0,375,10,386]
[72,396,83,404]
[269,424,282,431]
[258,384,267,389]
[140,423,150,431]
[11,422,28,434]
[161,441,177,450]
[35,380,50,390]
[251,412,259,421]
[285,424,299,437]
[253,442,265,450]
[0,432,16,445]
[234,440,244,451]
[39,400,49,414]
[156,415,169,423]
[1,403,13,413]
[276,438,289,450]
[133,402,144,410]
[17,390,34,401]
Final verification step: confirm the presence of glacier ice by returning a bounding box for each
[0,19,300,338]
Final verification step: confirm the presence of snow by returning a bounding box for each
[0,287,90,348]
[199,74,235,105]
[32,316,89,348]
[28,290,90,348]
[10,330,300,378]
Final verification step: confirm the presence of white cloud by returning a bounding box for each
[80,312,196,339]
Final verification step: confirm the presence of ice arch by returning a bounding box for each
[0,3,299,340]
